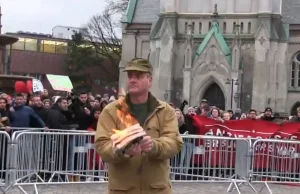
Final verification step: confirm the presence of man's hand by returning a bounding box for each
[111,124,145,150]
[139,136,153,153]
[84,108,90,115]
[124,143,142,156]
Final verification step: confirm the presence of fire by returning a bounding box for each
[113,88,137,132]
[112,88,144,148]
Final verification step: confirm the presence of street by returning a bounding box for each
[6,182,300,194]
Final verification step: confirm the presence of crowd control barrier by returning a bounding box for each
[0,128,299,194]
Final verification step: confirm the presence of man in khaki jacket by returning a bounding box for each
[95,58,183,194]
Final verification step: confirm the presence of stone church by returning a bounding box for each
[119,0,300,114]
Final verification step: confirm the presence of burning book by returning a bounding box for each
[111,90,145,151]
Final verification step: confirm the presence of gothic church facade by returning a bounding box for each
[119,0,300,114]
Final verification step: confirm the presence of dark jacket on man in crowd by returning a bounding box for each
[31,106,49,123]
[69,99,93,130]
[46,103,77,130]
[9,105,45,128]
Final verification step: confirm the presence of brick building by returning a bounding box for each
[1,32,118,96]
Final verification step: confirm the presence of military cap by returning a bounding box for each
[123,58,153,74]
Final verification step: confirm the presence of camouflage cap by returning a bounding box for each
[123,58,153,74]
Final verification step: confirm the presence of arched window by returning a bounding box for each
[290,52,300,88]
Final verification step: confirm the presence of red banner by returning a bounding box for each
[190,116,300,173]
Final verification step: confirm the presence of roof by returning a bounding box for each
[194,21,232,65]
[258,18,289,41]
[122,0,160,24]
[282,0,300,24]
[0,35,18,45]
[123,0,300,25]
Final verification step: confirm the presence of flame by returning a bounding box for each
[113,88,137,132]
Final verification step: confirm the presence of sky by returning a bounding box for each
[0,0,108,34]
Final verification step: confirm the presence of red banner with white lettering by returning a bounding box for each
[190,116,300,172]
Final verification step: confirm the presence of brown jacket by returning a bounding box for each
[95,93,183,194]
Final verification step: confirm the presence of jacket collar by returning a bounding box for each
[116,92,163,114]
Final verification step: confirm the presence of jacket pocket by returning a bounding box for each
[109,185,135,194]
[149,183,171,194]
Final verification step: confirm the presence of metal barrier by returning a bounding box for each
[0,131,10,193]
[251,138,300,193]
[0,128,299,194]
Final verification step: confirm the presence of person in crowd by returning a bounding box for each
[9,93,45,129]
[88,95,95,108]
[41,89,49,100]
[211,107,223,122]
[200,105,210,117]
[239,113,247,120]
[68,91,94,182]
[46,97,76,129]
[43,99,51,109]
[94,97,101,109]
[200,99,208,109]
[99,98,108,111]
[103,94,109,101]
[223,112,231,121]
[175,108,193,175]
[69,91,93,131]
[0,97,10,129]
[45,97,78,182]
[0,97,10,183]
[187,107,196,116]
[86,108,104,182]
[227,110,236,120]
[95,58,183,194]
[257,107,275,122]
[31,95,49,123]
[290,107,300,122]
[175,108,187,134]
[248,109,257,120]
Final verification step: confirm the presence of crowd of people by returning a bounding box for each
[0,89,116,182]
[0,89,115,132]
[0,82,299,184]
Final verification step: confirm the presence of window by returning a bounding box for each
[233,22,236,33]
[185,22,188,34]
[291,62,295,87]
[240,22,244,34]
[192,22,195,34]
[248,22,251,34]
[25,38,38,51]
[208,22,212,30]
[12,38,25,50]
[290,53,300,88]
[223,22,227,34]
[56,42,68,54]
[199,22,202,34]
[42,40,56,53]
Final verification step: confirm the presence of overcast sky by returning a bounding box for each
[1,0,108,34]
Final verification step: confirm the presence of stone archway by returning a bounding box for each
[202,83,225,110]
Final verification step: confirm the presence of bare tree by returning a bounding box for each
[105,0,129,14]
[83,8,122,81]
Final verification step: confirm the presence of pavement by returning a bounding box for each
[4,182,300,194]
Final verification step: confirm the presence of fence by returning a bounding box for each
[0,128,299,194]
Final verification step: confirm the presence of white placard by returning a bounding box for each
[32,79,44,93]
